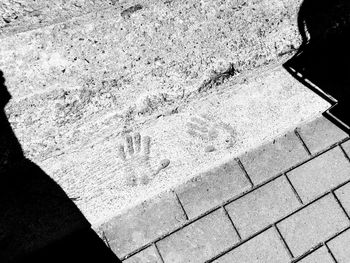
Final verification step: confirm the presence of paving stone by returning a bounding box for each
[287,147,350,203]
[297,246,334,263]
[225,176,300,239]
[156,209,239,263]
[213,228,290,263]
[297,116,348,155]
[175,160,251,219]
[335,182,350,217]
[239,131,308,185]
[99,191,187,259]
[123,245,162,263]
[277,194,349,258]
[327,229,350,263]
[341,140,350,158]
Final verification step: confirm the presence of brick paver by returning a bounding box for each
[99,191,187,258]
[175,160,251,219]
[225,176,301,239]
[277,194,349,258]
[297,246,334,263]
[327,229,350,263]
[239,131,308,185]
[94,116,350,261]
[213,228,290,263]
[156,209,239,263]
[297,116,348,155]
[287,147,350,203]
[123,245,162,263]
[335,182,350,217]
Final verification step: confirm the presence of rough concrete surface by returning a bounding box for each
[22,66,329,226]
[0,0,331,226]
[1,0,303,163]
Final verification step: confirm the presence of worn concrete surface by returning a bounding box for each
[0,0,331,226]
[1,0,303,165]
[32,66,329,226]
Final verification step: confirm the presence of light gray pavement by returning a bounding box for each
[96,115,350,262]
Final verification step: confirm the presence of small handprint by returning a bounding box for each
[186,114,236,151]
[117,133,170,186]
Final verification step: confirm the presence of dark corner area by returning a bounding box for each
[284,0,350,133]
[0,71,121,262]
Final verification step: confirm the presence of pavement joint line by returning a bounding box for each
[325,225,350,247]
[284,173,304,205]
[121,162,350,260]
[205,226,275,263]
[235,157,254,188]
[291,243,324,263]
[274,224,294,259]
[154,243,165,263]
[340,143,350,162]
[207,187,350,263]
[121,157,342,260]
[325,243,339,263]
[289,226,350,262]
[290,244,324,263]
[280,137,349,175]
[171,190,189,221]
[120,135,350,260]
[222,206,242,241]
[307,136,350,158]
[294,128,312,156]
[331,191,350,222]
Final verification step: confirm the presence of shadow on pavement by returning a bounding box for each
[284,0,350,133]
[0,70,121,262]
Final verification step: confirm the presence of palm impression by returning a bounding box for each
[186,114,236,151]
[117,133,170,186]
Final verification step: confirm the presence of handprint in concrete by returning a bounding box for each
[186,114,236,152]
[117,133,170,186]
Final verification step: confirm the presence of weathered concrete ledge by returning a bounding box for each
[1,0,302,163]
[0,0,328,227]
[38,65,329,225]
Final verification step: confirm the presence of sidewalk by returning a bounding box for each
[96,115,350,262]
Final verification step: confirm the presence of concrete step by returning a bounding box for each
[0,0,330,226]
[37,65,329,226]
[1,0,301,162]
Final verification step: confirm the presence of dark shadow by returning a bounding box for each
[284,0,350,133]
[0,71,121,262]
